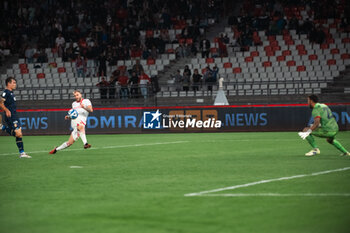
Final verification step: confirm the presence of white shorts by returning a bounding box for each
[71,117,86,141]
[71,117,86,129]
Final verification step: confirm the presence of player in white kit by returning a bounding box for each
[49,90,93,154]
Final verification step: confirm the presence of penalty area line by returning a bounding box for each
[0,141,189,156]
[200,193,350,197]
[184,167,350,197]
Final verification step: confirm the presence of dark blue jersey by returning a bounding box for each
[1,89,18,119]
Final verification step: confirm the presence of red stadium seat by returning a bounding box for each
[19,63,27,69]
[298,50,307,55]
[186,38,193,45]
[210,48,218,54]
[327,38,335,44]
[268,35,276,42]
[265,51,275,56]
[251,51,259,57]
[233,67,242,73]
[286,60,296,66]
[147,58,155,65]
[58,67,66,73]
[297,65,306,72]
[167,48,175,53]
[327,59,336,65]
[262,61,272,67]
[264,46,272,52]
[206,58,214,63]
[245,56,253,62]
[296,44,305,50]
[277,55,285,61]
[273,46,281,51]
[20,69,29,74]
[285,40,294,45]
[341,53,350,60]
[331,48,340,54]
[342,38,350,43]
[223,62,232,68]
[320,43,329,49]
[270,41,279,47]
[308,54,318,60]
[282,50,291,56]
[37,73,45,79]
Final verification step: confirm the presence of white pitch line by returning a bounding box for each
[70,166,83,169]
[200,193,350,197]
[0,141,189,156]
[184,167,350,197]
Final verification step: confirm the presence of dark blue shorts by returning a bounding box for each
[4,115,21,131]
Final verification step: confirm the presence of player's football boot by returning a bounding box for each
[305,148,320,156]
[84,143,91,149]
[49,147,57,154]
[340,152,350,156]
[19,152,32,158]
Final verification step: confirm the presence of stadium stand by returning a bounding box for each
[0,0,349,106]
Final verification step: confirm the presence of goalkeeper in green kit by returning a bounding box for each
[298,95,350,157]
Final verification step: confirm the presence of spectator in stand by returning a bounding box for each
[129,71,139,98]
[118,69,129,100]
[139,71,151,99]
[200,38,210,58]
[150,45,158,59]
[204,66,214,92]
[175,44,186,58]
[192,69,202,91]
[75,55,86,78]
[173,70,183,92]
[64,42,77,61]
[212,65,219,83]
[182,69,191,92]
[108,74,118,99]
[132,59,144,75]
[96,77,109,99]
[24,46,34,63]
[55,33,65,57]
[36,48,48,63]
[218,34,228,57]
[184,65,192,77]
[97,52,107,78]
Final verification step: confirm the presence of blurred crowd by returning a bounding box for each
[0,0,224,62]
[226,0,350,51]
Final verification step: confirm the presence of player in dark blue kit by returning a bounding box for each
[0,77,31,158]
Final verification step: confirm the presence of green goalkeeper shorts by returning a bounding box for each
[311,128,338,139]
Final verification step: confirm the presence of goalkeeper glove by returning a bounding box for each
[298,129,312,140]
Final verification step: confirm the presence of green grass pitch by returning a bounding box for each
[0,132,350,233]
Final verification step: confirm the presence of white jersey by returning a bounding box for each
[71,99,92,128]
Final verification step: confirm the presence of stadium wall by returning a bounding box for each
[1,104,349,135]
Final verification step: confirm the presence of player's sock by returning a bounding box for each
[331,139,348,154]
[16,137,24,154]
[80,132,87,145]
[56,142,70,151]
[306,135,318,149]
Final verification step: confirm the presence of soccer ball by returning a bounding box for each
[68,109,78,119]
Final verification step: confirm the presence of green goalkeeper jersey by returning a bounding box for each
[312,103,339,132]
